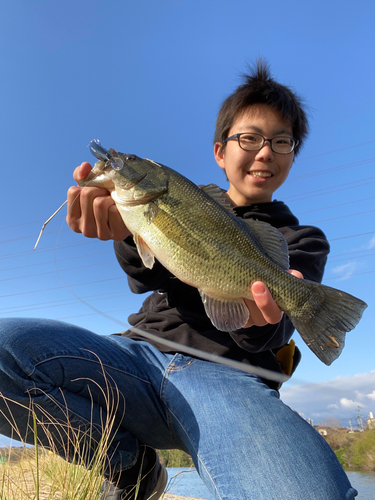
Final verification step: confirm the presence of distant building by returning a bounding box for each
[367,412,375,430]
[315,426,333,436]
[314,426,350,436]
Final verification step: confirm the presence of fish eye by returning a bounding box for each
[124,155,136,161]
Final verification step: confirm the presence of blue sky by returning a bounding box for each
[0,0,375,436]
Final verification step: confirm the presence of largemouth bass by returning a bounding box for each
[80,148,367,365]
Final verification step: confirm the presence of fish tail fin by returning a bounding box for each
[288,282,367,365]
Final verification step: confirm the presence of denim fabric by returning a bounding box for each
[0,318,357,499]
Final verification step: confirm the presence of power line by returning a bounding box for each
[0,292,133,316]
[0,289,130,313]
[328,252,375,264]
[284,177,375,201]
[307,208,375,225]
[0,214,64,231]
[324,269,375,280]
[0,277,127,299]
[329,230,375,241]
[290,157,375,182]
[0,259,116,283]
[295,196,375,215]
[296,139,375,162]
[0,228,71,245]
[0,250,112,273]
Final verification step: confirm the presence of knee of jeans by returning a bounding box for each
[0,318,59,377]
[0,319,34,375]
[0,318,28,353]
[0,317,38,349]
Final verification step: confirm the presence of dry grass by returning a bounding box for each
[0,353,204,500]
[0,456,202,500]
[0,353,122,499]
[0,453,103,499]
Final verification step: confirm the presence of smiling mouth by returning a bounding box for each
[249,171,273,178]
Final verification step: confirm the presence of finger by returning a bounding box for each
[108,205,131,241]
[251,281,283,325]
[92,195,121,241]
[73,162,93,184]
[243,298,269,328]
[66,186,83,231]
[78,187,111,238]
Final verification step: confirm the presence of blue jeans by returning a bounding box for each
[0,318,357,499]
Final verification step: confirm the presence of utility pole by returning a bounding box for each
[357,406,364,431]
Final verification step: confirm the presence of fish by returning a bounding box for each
[80,147,368,366]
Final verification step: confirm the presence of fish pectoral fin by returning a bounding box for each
[134,233,155,269]
[199,292,249,331]
[243,219,289,270]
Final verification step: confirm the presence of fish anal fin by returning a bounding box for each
[244,219,289,270]
[199,291,249,331]
[134,233,155,269]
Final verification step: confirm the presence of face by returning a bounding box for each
[214,104,294,206]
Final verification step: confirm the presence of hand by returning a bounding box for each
[243,270,304,328]
[66,162,131,241]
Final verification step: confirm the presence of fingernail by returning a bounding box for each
[252,282,266,295]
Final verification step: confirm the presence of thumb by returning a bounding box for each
[252,281,267,297]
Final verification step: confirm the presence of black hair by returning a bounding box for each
[214,59,309,156]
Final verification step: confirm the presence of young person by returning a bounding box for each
[0,61,358,499]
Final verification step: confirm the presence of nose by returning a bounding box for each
[254,140,274,161]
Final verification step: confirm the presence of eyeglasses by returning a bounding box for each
[222,132,299,154]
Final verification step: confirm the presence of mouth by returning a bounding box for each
[249,171,273,179]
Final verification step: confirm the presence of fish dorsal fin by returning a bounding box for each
[244,219,289,270]
[199,291,249,331]
[199,184,234,212]
[134,233,155,269]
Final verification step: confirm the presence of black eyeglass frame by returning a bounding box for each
[222,133,299,155]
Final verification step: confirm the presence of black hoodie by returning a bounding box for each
[113,200,330,388]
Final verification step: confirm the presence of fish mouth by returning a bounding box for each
[248,170,273,179]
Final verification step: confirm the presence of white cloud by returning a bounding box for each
[331,262,357,280]
[340,398,363,409]
[280,371,375,427]
[368,235,375,249]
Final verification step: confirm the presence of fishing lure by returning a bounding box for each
[89,139,124,171]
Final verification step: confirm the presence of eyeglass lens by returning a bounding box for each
[239,133,295,153]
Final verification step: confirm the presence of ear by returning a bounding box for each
[214,142,226,170]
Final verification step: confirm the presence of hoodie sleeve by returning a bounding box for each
[280,224,330,283]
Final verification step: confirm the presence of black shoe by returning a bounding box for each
[100,446,168,500]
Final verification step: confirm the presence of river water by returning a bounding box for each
[166,467,375,499]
